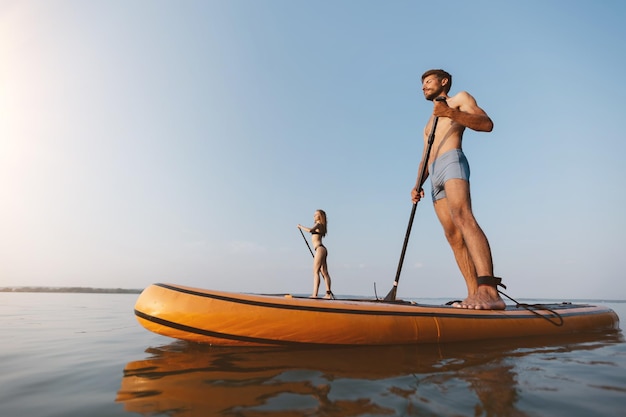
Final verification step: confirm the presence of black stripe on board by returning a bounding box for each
[134,309,325,346]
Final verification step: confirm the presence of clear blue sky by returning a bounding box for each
[1,1,625,300]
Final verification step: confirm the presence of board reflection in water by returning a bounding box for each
[116,332,621,416]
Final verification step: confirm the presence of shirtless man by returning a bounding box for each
[411,69,505,310]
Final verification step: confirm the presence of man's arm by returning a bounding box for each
[411,149,430,203]
[434,91,493,132]
[414,158,429,190]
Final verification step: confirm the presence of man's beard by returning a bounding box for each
[424,89,444,101]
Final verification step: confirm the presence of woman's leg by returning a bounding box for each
[311,249,323,297]
[317,247,332,298]
[321,265,332,299]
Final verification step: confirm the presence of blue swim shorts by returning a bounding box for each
[428,148,470,201]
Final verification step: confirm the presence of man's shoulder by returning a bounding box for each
[449,91,474,102]
[448,91,481,111]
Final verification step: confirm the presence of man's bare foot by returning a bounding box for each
[451,298,470,309]
[452,277,507,310]
[309,294,318,298]
[323,292,332,299]
[452,293,506,310]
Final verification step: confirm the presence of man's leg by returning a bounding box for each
[433,196,478,297]
[439,179,504,310]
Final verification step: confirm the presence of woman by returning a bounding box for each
[297,209,333,299]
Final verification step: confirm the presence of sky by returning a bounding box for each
[1,0,625,300]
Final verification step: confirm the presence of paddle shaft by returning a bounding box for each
[299,228,315,258]
[386,97,446,300]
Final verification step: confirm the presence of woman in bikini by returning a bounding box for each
[297,209,333,299]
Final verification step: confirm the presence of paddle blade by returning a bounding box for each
[383,285,397,301]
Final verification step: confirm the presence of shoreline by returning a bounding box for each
[0,286,142,294]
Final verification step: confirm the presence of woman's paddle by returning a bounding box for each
[299,228,315,258]
[384,96,446,301]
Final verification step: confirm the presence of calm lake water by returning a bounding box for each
[1,292,625,417]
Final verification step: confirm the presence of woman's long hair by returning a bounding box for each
[316,209,327,237]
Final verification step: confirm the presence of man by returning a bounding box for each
[412,69,505,310]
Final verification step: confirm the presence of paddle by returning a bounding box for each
[299,228,315,258]
[384,96,446,301]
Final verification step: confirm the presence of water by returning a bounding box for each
[1,292,625,417]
